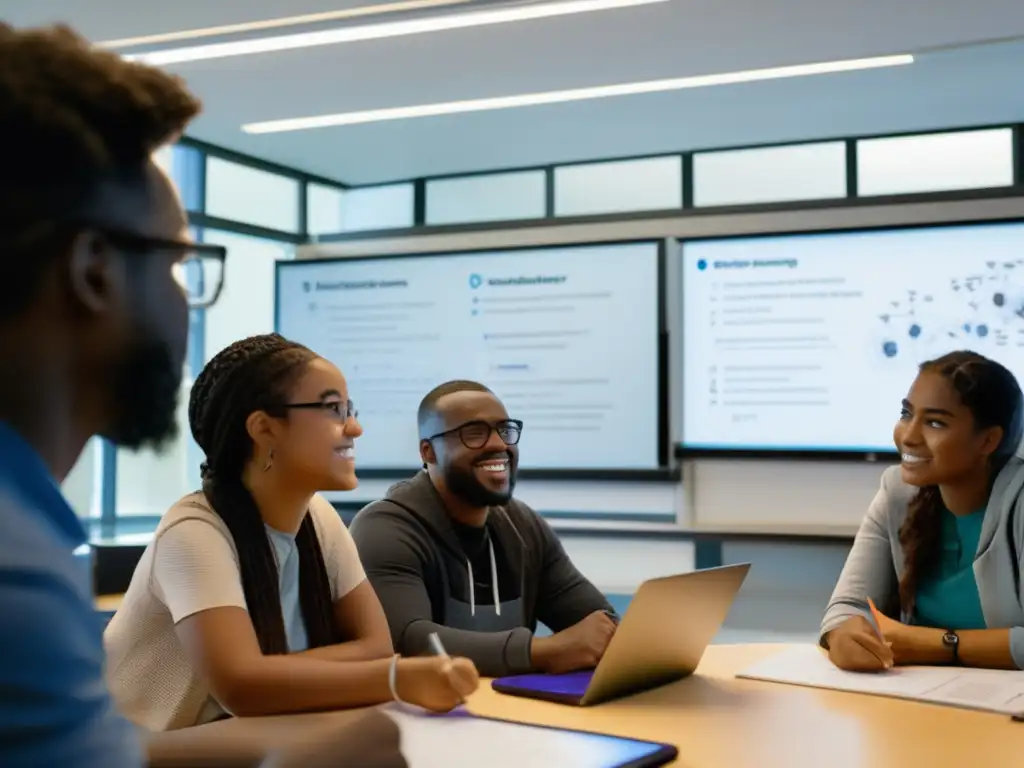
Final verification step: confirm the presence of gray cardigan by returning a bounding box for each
[821,458,1024,669]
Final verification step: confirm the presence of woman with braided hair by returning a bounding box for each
[822,350,1024,672]
[105,333,478,731]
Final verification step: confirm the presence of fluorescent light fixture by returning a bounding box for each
[121,0,669,66]
[98,0,472,48]
[242,54,915,134]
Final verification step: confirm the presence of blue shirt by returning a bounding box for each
[913,507,988,630]
[265,524,308,652]
[0,423,142,767]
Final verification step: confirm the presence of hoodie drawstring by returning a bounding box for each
[467,536,501,617]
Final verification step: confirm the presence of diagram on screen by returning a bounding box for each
[875,259,1024,360]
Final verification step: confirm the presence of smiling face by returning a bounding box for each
[253,357,363,491]
[893,369,1002,488]
[421,389,520,508]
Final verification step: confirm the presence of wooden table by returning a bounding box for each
[148,644,1024,767]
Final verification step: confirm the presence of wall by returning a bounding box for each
[303,194,1024,628]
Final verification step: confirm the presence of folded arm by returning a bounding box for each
[156,519,398,717]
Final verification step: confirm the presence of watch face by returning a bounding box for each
[943,632,959,646]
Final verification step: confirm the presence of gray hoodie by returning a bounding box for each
[349,471,614,676]
[821,458,1024,668]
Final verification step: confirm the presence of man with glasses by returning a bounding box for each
[0,24,401,768]
[351,380,617,678]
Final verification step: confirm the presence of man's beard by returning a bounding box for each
[444,456,516,508]
[102,336,183,451]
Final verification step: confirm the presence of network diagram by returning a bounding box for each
[876,258,1024,360]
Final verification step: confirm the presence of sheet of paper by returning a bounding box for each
[737,645,1024,715]
[384,706,669,768]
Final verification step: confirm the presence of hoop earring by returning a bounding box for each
[263,448,274,472]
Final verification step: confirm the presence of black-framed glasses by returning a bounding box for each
[280,399,358,422]
[427,419,523,449]
[103,230,228,311]
[10,219,227,309]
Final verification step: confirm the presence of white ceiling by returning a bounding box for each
[5,0,1024,184]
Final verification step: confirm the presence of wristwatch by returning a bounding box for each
[942,630,960,664]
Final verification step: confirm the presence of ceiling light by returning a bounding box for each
[98,0,473,48]
[242,54,915,134]
[121,0,670,66]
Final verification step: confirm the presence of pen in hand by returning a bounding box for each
[428,632,465,705]
[866,598,895,670]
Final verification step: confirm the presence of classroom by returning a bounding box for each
[2,2,1023,767]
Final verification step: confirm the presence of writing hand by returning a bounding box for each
[826,614,894,672]
[395,656,480,712]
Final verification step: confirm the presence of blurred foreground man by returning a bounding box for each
[0,23,403,768]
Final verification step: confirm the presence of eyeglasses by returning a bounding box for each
[280,399,358,422]
[97,229,228,310]
[9,220,227,309]
[427,419,523,450]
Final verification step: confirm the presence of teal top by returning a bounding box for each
[913,508,988,630]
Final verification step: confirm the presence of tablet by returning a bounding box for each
[387,706,677,768]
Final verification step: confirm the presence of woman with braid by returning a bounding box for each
[822,350,1024,672]
[105,333,478,730]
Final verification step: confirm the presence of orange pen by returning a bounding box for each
[866,597,894,668]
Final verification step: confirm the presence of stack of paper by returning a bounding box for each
[738,645,1024,715]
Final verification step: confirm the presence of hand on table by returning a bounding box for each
[395,656,480,712]
[531,610,617,674]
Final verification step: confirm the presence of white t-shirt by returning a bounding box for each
[103,492,366,731]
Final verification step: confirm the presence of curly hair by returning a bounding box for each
[189,334,339,655]
[897,350,1024,617]
[0,23,200,318]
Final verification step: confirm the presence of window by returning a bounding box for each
[201,231,295,362]
[153,143,203,212]
[426,171,546,225]
[341,184,415,231]
[857,128,1014,197]
[62,438,100,518]
[307,183,346,236]
[114,376,196,516]
[693,142,847,207]
[554,157,682,216]
[205,156,301,232]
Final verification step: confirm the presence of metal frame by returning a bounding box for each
[674,213,1024,462]
[275,238,672,481]
[315,120,1023,243]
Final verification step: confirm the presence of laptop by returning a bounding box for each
[491,563,751,706]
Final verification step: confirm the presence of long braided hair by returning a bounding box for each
[188,333,339,654]
[897,350,1023,617]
